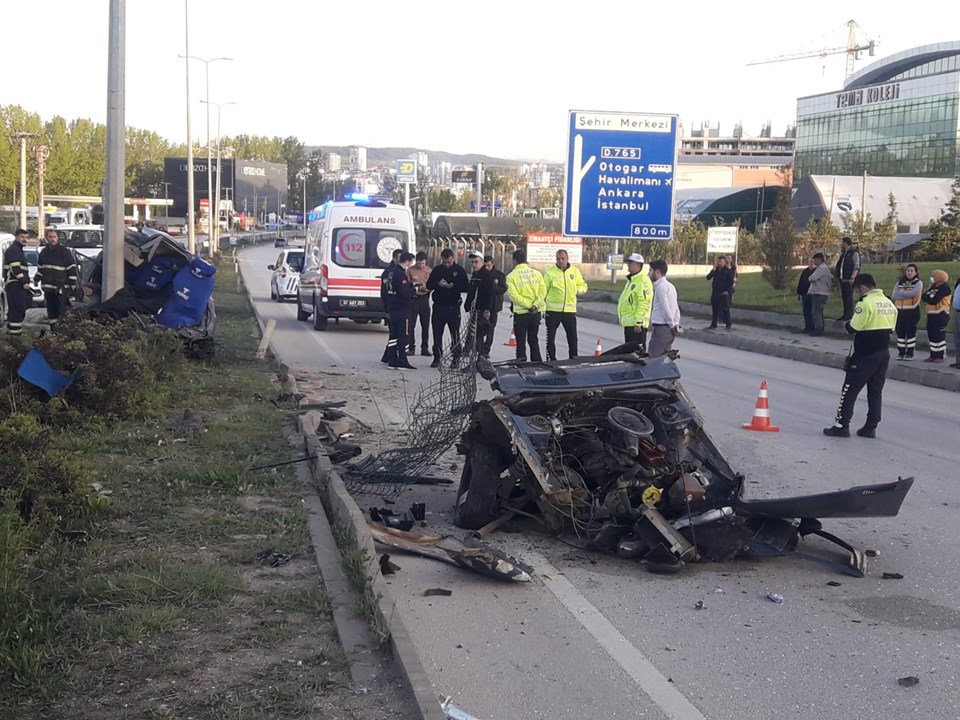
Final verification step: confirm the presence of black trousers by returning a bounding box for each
[432,304,461,359]
[710,292,731,328]
[623,325,647,353]
[5,284,28,335]
[481,311,499,356]
[545,311,578,360]
[44,289,67,321]
[834,349,889,428]
[513,312,542,362]
[475,313,494,357]
[895,308,920,358]
[385,312,410,367]
[408,296,430,352]
[927,314,949,359]
[840,280,855,320]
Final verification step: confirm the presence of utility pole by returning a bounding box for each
[161,181,172,216]
[14,131,36,230]
[33,145,50,237]
[103,0,126,301]
[476,162,483,215]
[860,169,868,227]
[183,0,196,254]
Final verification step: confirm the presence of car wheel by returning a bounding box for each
[296,300,309,322]
[269,282,277,300]
[313,296,328,331]
[454,442,504,530]
[274,285,283,303]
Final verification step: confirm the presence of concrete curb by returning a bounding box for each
[577,306,960,393]
[238,249,445,720]
[299,422,446,720]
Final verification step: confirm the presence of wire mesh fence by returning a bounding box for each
[343,309,480,497]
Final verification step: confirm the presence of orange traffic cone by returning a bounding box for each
[594,338,603,356]
[504,328,517,347]
[742,380,779,432]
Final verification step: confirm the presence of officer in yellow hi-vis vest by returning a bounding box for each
[824,273,898,439]
[506,248,546,362]
[617,253,653,353]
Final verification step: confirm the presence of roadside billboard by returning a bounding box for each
[526,233,583,264]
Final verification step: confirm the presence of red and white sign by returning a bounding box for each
[199,198,209,209]
[526,233,583,264]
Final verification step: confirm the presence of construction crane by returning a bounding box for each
[747,19,878,82]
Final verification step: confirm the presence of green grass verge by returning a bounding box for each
[1,260,352,719]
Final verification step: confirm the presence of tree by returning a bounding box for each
[759,181,798,290]
[870,192,899,263]
[917,176,960,261]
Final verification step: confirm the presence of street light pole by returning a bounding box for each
[14,132,36,229]
[103,0,126,301]
[182,0,195,254]
[201,99,236,253]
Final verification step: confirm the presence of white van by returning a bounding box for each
[296,198,414,331]
[47,224,104,260]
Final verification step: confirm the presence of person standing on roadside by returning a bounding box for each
[823,274,897,439]
[484,255,507,357]
[35,228,78,323]
[506,249,546,362]
[835,236,860,321]
[3,229,32,336]
[807,252,832,336]
[725,253,739,305]
[426,248,469,368]
[617,253,653,351]
[706,255,733,330]
[922,269,951,364]
[406,251,431,357]
[379,248,403,363]
[891,263,922,361]
[647,260,681,358]
[464,251,494,358]
[385,252,416,369]
[796,257,816,334]
[544,248,588,360]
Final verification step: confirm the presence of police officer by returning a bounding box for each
[483,255,507,357]
[3,229,32,336]
[544,249,588,360]
[617,253,653,352]
[36,228,78,322]
[823,274,897,438]
[506,249,546,362]
[380,247,404,364]
[385,252,416,369]
[426,248,468,368]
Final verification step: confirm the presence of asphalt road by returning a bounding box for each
[241,245,960,720]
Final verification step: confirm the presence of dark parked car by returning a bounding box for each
[454,351,913,575]
[274,237,287,248]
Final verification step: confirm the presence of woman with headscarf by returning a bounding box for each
[922,269,951,363]
[891,263,922,360]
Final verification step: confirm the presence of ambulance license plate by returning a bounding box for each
[342,299,366,308]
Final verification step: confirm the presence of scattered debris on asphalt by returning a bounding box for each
[766,592,785,604]
[379,554,401,576]
[827,581,842,587]
[441,696,481,720]
[882,572,904,580]
[250,455,317,472]
[370,507,416,531]
[865,549,879,557]
[424,588,453,597]
[694,600,705,610]
[368,525,532,582]
[897,675,920,688]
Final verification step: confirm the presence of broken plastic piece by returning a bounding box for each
[882,572,904,580]
[257,549,292,567]
[897,676,920,688]
[423,588,453,597]
[440,696,480,720]
[18,349,81,397]
[379,554,400,575]
[766,592,784,604]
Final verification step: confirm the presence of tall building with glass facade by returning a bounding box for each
[794,42,960,182]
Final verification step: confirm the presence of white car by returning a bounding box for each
[268,249,304,303]
[0,236,43,306]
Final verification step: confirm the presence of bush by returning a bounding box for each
[0,315,186,424]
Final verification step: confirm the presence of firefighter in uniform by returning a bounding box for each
[36,228,78,322]
[823,274,897,438]
[3,229,32,336]
[617,253,653,352]
[505,249,546,362]
[385,252,416,369]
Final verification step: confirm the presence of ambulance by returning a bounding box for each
[296,196,414,331]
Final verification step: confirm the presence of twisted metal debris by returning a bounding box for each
[343,310,480,497]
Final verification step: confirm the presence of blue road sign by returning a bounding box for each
[563,110,678,240]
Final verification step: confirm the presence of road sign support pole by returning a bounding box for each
[611,238,619,284]
[404,182,410,208]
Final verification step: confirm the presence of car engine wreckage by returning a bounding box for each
[453,347,913,577]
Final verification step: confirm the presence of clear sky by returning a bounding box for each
[3,1,952,162]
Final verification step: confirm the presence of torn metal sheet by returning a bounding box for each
[368,525,532,582]
[452,354,914,576]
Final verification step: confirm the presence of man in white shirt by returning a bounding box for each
[647,259,681,358]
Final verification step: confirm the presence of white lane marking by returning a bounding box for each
[528,552,708,720]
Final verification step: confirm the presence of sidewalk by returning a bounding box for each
[578,299,960,393]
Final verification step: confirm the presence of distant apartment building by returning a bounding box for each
[348,146,367,172]
[676,122,796,189]
[326,153,342,172]
[436,160,452,186]
[416,151,429,168]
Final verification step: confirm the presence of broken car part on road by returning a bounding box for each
[454,353,914,576]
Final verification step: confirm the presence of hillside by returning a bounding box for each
[304,145,546,169]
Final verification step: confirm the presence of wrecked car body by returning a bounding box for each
[454,352,913,576]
